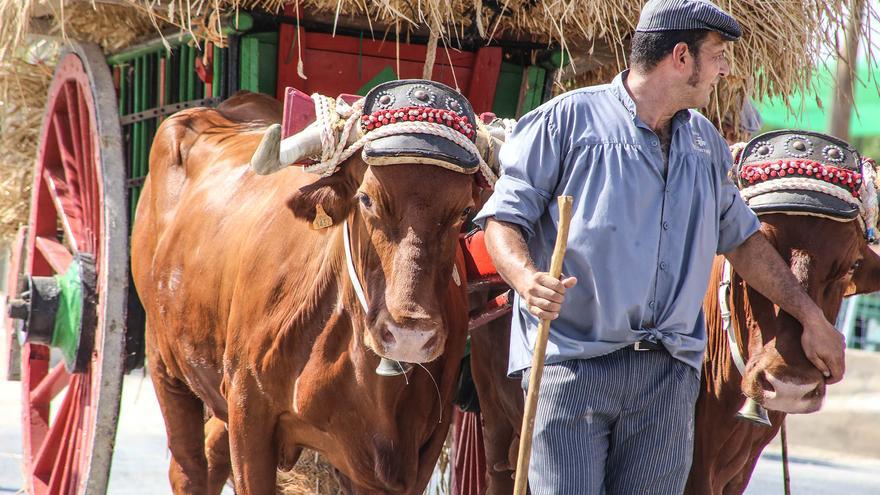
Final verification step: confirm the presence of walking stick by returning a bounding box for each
[781,419,791,495]
[513,195,574,495]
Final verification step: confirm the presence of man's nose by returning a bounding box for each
[719,57,730,78]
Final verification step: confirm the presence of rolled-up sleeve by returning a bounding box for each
[716,152,760,254]
[473,108,564,239]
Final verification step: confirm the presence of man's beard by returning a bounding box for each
[687,56,701,87]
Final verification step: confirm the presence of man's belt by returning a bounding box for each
[632,340,665,351]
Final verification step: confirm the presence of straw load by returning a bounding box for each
[0,0,875,246]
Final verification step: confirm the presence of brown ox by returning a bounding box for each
[131,91,480,494]
[469,196,880,495]
[686,214,880,494]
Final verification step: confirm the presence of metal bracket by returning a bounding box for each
[120,97,221,125]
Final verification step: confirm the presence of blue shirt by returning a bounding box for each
[473,71,760,375]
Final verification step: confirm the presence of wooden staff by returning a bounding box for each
[513,195,574,495]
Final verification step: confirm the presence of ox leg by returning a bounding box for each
[227,372,278,495]
[205,416,232,494]
[150,362,209,493]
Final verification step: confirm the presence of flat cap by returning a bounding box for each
[636,0,742,41]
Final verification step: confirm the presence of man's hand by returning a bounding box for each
[800,310,846,384]
[516,272,578,321]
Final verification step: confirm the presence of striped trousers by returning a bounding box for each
[522,347,700,495]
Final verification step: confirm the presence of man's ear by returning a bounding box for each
[672,41,691,67]
[847,244,880,296]
[286,162,365,226]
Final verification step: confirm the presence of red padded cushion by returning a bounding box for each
[460,230,499,280]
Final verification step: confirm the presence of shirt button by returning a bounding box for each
[648,301,655,309]
[651,139,659,147]
[660,261,668,271]
[662,221,670,230]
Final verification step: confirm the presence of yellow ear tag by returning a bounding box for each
[312,204,333,230]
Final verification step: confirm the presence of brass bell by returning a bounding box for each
[736,397,772,427]
[375,357,413,377]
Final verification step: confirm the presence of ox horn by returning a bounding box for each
[736,397,772,427]
[250,123,323,175]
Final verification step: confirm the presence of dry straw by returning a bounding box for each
[0,0,875,240]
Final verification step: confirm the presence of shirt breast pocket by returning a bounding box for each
[681,152,720,235]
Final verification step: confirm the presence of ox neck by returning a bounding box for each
[718,260,749,377]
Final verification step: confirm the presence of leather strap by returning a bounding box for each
[719,260,748,376]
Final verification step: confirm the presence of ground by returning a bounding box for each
[1,351,879,494]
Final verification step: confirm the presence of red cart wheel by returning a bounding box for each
[10,41,127,495]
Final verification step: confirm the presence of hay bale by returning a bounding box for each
[0,49,54,245]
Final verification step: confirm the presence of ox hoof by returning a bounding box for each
[375,358,413,376]
[250,123,284,175]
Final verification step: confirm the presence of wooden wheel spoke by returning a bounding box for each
[32,376,78,477]
[30,362,71,406]
[50,112,83,195]
[76,93,98,254]
[47,377,84,494]
[34,236,74,275]
[41,168,81,253]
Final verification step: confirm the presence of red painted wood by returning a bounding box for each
[30,362,71,405]
[33,377,76,477]
[22,343,50,489]
[276,3,300,102]
[41,168,81,253]
[466,47,503,114]
[451,408,487,495]
[35,236,73,275]
[281,87,316,138]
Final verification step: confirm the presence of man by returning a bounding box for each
[473,0,846,493]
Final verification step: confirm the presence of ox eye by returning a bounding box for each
[358,193,373,210]
[849,260,862,274]
[461,206,473,219]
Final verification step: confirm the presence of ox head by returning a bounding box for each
[250,80,505,364]
[732,130,880,414]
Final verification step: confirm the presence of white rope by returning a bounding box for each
[301,94,498,186]
[343,219,369,312]
[741,177,864,215]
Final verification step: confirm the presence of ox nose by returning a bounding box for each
[379,317,443,363]
[757,371,825,414]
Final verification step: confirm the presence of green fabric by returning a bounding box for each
[757,61,880,137]
[51,261,83,368]
[357,66,397,96]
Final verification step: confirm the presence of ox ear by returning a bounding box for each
[847,245,880,296]
[286,163,365,226]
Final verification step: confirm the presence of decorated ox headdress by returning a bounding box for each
[734,130,879,242]
[249,80,503,188]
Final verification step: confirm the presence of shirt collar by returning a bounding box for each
[611,70,693,128]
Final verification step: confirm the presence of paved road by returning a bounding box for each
[2,375,879,494]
